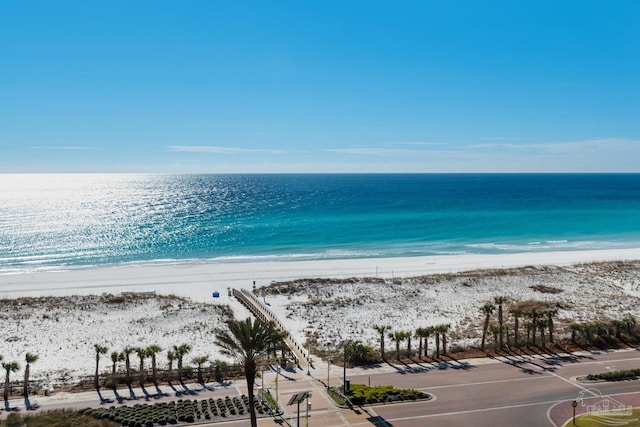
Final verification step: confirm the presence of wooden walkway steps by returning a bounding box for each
[232,288,312,370]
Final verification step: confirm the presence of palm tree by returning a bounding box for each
[437,324,451,356]
[528,308,542,347]
[121,346,135,398]
[135,347,148,389]
[569,322,582,343]
[489,325,501,352]
[509,307,524,347]
[166,349,176,383]
[494,296,509,349]
[215,318,285,427]
[546,307,558,343]
[480,302,495,352]
[388,331,405,361]
[212,359,228,383]
[373,325,391,361]
[623,316,636,335]
[523,321,533,347]
[110,351,121,397]
[173,344,192,382]
[192,355,209,386]
[3,361,20,410]
[405,331,412,357]
[612,319,624,340]
[23,353,38,406]
[537,318,548,347]
[93,344,108,394]
[145,345,162,385]
[415,327,430,359]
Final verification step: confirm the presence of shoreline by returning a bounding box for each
[2,248,640,301]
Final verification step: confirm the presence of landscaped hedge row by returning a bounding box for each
[586,368,640,382]
[80,395,270,426]
[346,384,430,405]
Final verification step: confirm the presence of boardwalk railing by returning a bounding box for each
[232,288,311,366]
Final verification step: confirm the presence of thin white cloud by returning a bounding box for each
[470,138,638,154]
[169,145,287,155]
[30,146,99,150]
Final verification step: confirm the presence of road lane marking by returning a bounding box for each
[417,374,552,391]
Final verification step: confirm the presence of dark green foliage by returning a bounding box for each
[74,395,270,427]
[0,409,118,427]
[586,368,640,382]
[344,341,377,365]
[345,383,429,405]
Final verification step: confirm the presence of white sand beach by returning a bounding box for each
[2,248,640,386]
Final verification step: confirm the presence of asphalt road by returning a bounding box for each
[349,349,640,427]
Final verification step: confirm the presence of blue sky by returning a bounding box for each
[1,1,639,173]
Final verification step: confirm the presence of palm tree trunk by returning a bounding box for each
[481,315,490,352]
[514,316,520,347]
[245,357,258,427]
[23,364,30,398]
[418,338,423,359]
[442,333,447,356]
[435,334,440,359]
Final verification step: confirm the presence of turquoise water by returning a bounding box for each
[1,174,640,274]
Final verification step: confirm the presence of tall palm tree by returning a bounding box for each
[569,322,582,343]
[145,345,162,385]
[437,324,451,356]
[494,296,509,349]
[388,331,405,361]
[537,318,548,347]
[93,344,108,393]
[373,325,391,361]
[3,361,20,410]
[215,318,285,427]
[480,302,495,352]
[404,331,413,357]
[415,327,430,359]
[121,346,135,398]
[166,349,176,383]
[135,347,148,388]
[23,353,38,406]
[489,325,501,352]
[110,351,121,396]
[528,308,542,347]
[173,344,192,382]
[546,307,558,343]
[192,355,209,386]
[523,321,533,347]
[509,307,524,348]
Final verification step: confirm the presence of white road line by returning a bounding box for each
[387,398,561,421]
[418,374,552,391]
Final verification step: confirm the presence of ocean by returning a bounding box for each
[1,173,640,274]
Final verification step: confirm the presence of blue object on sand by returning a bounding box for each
[212,291,220,298]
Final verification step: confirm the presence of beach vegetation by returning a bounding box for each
[344,341,376,365]
[414,327,431,359]
[215,317,286,427]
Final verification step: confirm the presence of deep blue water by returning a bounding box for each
[1,174,640,274]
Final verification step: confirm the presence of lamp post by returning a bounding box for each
[572,400,578,425]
